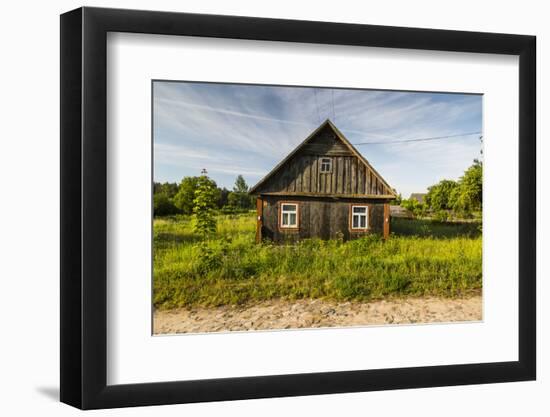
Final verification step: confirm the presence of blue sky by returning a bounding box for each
[153,81,482,197]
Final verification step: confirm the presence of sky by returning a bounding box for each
[153,81,482,197]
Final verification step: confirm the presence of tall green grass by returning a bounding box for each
[391,217,482,238]
[153,214,482,309]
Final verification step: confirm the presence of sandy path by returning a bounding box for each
[153,296,482,334]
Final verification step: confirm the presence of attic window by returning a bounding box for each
[320,157,332,173]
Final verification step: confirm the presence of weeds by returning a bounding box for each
[153,214,482,309]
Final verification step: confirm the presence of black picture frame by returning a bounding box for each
[60,6,536,410]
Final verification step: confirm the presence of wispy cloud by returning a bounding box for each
[154,143,267,178]
[156,97,312,128]
[153,82,482,196]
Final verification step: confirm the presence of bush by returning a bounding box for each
[400,198,427,218]
[426,180,458,211]
[193,241,223,275]
[192,174,218,238]
[433,210,449,222]
[173,176,200,215]
[153,193,180,216]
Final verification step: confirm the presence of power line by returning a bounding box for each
[313,89,321,124]
[352,131,482,145]
[331,89,336,122]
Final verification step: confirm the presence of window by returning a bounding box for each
[320,157,332,173]
[280,203,298,228]
[351,205,369,230]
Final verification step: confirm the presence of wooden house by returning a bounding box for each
[249,119,397,242]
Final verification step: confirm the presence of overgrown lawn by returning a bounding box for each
[153,213,482,309]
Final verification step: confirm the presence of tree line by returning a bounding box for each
[154,173,255,217]
[399,159,482,221]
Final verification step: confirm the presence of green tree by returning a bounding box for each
[233,175,249,193]
[173,176,200,215]
[227,191,254,210]
[425,180,459,211]
[452,160,483,213]
[216,187,230,208]
[192,171,218,238]
[448,186,460,212]
[153,182,179,198]
[153,193,179,216]
[227,175,254,209]
[401,198,427,218]
[153,182,162,194]
[394,192,402,206]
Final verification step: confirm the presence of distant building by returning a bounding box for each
[409,193,426,204]
[390,205,414,219]
[249,119,396,242]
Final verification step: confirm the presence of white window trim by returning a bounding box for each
[319,157,332,173]
[280,203,299,228]
[351,205,369,230]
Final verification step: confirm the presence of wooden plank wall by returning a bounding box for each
[383,203,390,239]
[261,196,386,242]
[263,154,390,196]
[255,197,263,243]
[256,126,393,197]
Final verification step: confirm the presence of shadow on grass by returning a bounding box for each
[391,217,481,239]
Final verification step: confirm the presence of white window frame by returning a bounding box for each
[319,157,332,173]
[280,203,298,228]
[351,205,369,230]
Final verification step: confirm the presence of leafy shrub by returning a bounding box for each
[153,193,180,216]
[400,198,427,218]
[193,241,223,275]
[192,174,218,238]
[433,210,449,222]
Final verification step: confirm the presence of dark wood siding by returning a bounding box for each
[261,195,387,243]
[260,154,392,196]
[255,126,393,197]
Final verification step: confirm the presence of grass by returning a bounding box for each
[153,213,482,309]
[391,217,482,238]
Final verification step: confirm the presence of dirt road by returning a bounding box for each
[153,296,482,334]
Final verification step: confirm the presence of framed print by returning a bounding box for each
[60,7,536,410]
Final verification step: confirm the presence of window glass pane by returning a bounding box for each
[360,216,366,228]
[282,204,296,212]
[282,213,288,225]
[289,213,296,226]
[353,216,359,228]
[320,158,331,172]
[353,206,366,213]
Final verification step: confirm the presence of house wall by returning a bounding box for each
[257,126,392,196]
[259,195,389,243]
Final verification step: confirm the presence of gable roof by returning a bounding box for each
[249,119,397,197]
